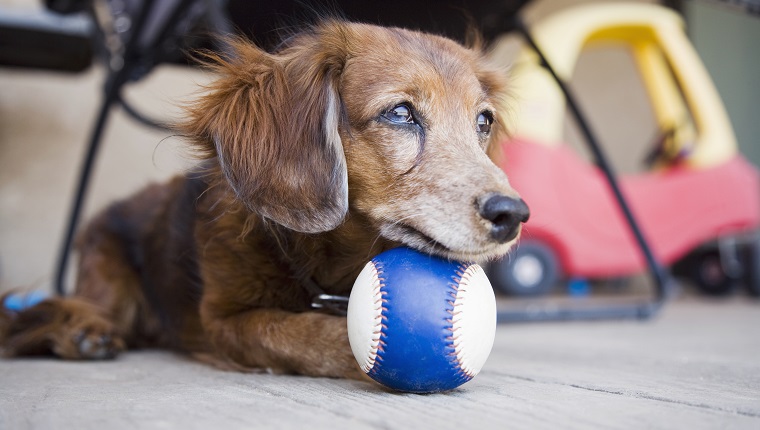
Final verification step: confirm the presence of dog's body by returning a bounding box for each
[0,21,528,379]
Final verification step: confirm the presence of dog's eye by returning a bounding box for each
[477,112,494,134]
[383,104,415,124]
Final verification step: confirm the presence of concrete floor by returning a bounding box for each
[1,300,758,429]
[1,30,759,430]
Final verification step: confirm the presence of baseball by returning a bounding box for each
[347,247,497,393]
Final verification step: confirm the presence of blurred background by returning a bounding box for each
[0,0,758,315]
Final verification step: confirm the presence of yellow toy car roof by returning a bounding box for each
[490,2,736,168]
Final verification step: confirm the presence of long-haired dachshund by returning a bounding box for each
[0,20,529,379]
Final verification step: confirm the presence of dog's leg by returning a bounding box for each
[0,296,125,359]
[1,211,160,359]
[201,307,363,379]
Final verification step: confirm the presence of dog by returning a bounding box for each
[0,20,529,379]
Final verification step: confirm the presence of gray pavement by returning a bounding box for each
[1,299,758,429]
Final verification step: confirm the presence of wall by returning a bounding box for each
[684,0,760,166]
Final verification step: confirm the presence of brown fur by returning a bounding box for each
[0,21,526,379]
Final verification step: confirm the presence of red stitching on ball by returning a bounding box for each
[366,260,389,374]
[446,262,478,379]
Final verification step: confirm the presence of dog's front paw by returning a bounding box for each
[1,298,126,359]
[68,325,125,359]
[51,314,125,360]
[344,359,375,383]
[307,316,373,382]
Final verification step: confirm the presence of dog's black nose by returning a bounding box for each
[478,194,530,243]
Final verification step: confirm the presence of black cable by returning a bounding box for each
[118,96,170,131]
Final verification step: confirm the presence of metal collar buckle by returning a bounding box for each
[311,294,349,316]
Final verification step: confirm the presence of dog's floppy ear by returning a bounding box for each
[184,25,349,233]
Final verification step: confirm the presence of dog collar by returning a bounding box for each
[302,276,349,316]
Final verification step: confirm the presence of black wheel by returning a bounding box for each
[689,249,737,296]
[489,242,558,297]
[743,234,760,297]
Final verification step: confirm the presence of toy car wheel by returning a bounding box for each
[489,242,558,297]
[689,249,736,296]
[743,234,760,297]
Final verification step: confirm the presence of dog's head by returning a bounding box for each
[185,21,529,262]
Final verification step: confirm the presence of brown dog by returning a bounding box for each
[0,21,529,379]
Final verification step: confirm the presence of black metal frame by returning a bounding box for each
[53,0,230,295]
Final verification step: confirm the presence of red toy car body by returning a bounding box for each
[502,140,760,278]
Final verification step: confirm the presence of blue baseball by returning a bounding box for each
[347,247,497,393]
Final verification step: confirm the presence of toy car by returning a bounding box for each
[487,3,760,297]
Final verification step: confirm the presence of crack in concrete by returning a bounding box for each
[566,383,760,419]
[497,372,760,419]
